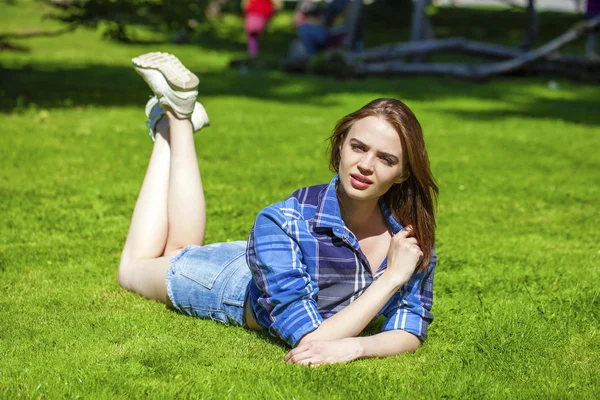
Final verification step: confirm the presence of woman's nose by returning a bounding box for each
[358,155,374,173]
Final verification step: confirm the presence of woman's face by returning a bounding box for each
[338,116,407,202]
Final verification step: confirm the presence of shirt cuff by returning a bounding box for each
[269,300,323,346]
[382,310,430,342]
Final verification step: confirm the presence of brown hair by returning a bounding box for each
[328,98,438,272]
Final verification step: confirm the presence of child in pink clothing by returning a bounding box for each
[243,0,280,57]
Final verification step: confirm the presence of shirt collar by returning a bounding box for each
[313,176,345,236]
[314,175,403,237]
[379,198,403,235]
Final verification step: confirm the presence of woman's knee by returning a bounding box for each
[117,252,143,291]
[116,256,172,304]
[117,259,135,291]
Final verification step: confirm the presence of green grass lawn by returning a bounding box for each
[1,1,599,398]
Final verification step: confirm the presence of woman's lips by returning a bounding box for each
[350,174,373,190]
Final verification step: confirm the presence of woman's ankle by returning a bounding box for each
[154,117,170,142]
[165,108,192,122]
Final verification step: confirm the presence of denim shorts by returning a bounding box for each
[166,241,253,326]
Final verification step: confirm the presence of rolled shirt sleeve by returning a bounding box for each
[381,250,436,342]
[247,205,323,346]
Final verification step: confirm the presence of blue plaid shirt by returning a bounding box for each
[246,176,435,346]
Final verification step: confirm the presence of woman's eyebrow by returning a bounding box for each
[377,151,399,162]
[350,138,400,162]
[349,138,366,146]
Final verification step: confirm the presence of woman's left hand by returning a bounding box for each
[284,338,363,366]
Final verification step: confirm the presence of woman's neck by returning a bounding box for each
[336,186,383,237]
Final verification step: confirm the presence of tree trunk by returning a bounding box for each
[351,15,600,81]
[410,0,434,42]
[351,37,522,62]
[342,0,364,51]
[520,0,539,50]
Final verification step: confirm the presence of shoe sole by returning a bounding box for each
[132,52,199,91]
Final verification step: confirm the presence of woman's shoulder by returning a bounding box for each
[287,183,329,206]
[257,183,330,223]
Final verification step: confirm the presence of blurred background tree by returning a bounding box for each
[41,0,408,42]
[43,0,216,41]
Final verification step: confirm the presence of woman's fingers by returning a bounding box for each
[405,237,418,245]
[292,354,325,367]
[395,228,410,239]
[284,344,327,366]
[284,350,308,363]
[289,353,319,365]
[300,359,322,367]
[395,225,417,239]
[393,234,419,249]
[284,345,313,363]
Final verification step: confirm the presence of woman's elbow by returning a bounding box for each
[394,330,422,353]
[405,337,421,353]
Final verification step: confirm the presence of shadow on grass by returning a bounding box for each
[1,5,596,125]
[1,63,599,126]
[0,40,29,52]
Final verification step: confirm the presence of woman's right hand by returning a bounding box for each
[384,226,423,288]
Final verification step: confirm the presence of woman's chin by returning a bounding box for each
[338,180,382,202]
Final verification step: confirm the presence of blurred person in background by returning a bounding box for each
[292,0,362,57]
[243,0,283,57]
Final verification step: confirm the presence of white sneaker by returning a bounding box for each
[145,96,210,141]
[132,52,199,118]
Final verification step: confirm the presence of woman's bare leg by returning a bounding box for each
[121,119,171,262]
[118,119,174,303]
[118,109,208,304]
[163,109,206,256]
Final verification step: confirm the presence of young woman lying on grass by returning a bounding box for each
[118,52,438,366]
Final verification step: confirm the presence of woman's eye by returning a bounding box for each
[351,144,364,152]
[381,157,393,166]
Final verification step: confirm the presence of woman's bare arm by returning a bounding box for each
[296,272,403,344]
[285,330,420,366]
[297,227,422,345]
[355,329,421,357]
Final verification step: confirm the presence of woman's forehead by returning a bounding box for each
[347,116,402,151]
